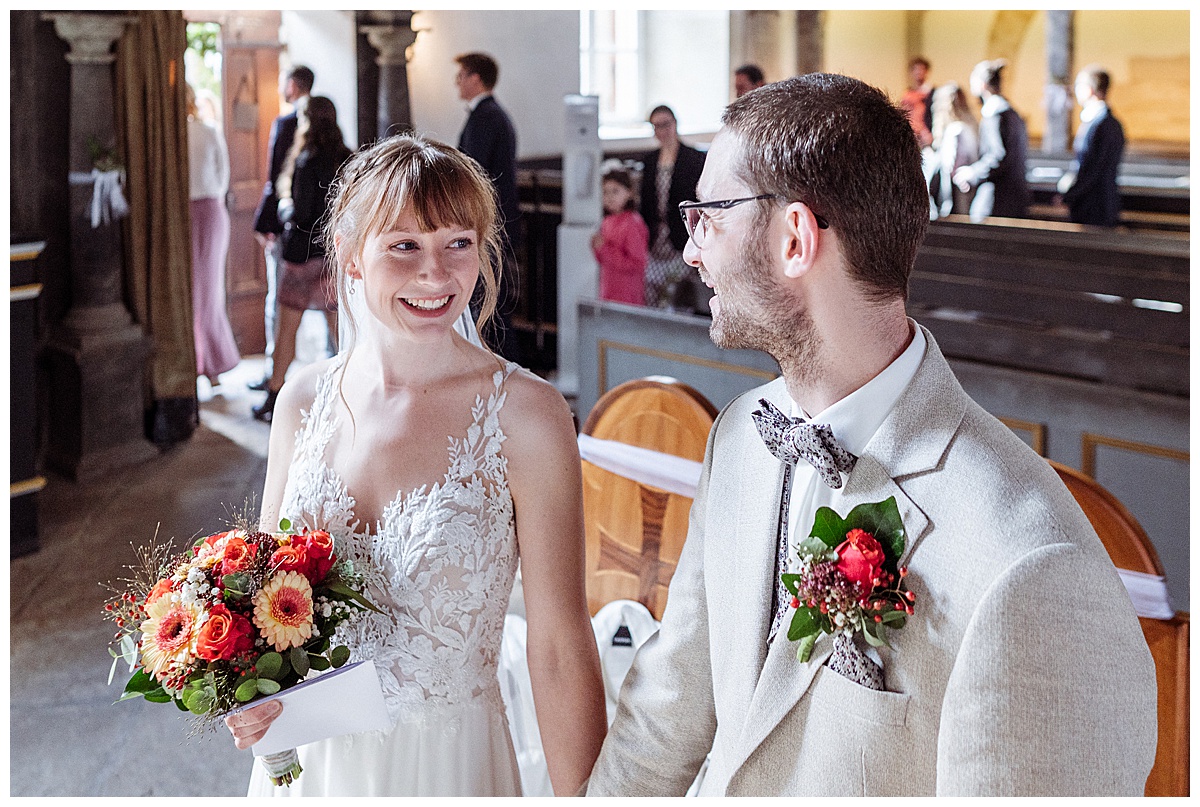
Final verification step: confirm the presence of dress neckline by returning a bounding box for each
[303,353,517,537]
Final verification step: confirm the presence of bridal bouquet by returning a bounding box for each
[781,496,916,663]
[103,518,378,785]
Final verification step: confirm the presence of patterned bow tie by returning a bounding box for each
[751,398,857,489]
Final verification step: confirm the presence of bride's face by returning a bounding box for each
[349,209,480,340]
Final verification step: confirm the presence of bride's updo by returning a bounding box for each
[323,134,502,339]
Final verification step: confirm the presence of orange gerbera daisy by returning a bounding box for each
[139,593,202,680]
[253,571,315,651]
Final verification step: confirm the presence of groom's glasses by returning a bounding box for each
[678,195,829,250]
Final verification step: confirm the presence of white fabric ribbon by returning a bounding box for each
[69,169,130,228]
[576,434,1174,621]
[1116,569,1175,620]
[577,434,703,499]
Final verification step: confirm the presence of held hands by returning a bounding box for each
[225,699,283,750]
[952,166,975,194]
[590,230,604,252]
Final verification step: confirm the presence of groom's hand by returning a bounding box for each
[225,700,283,749]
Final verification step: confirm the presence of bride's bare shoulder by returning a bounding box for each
[497,364,577,446]
[274,356,339,418]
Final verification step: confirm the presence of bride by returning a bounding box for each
[225,134,607,796]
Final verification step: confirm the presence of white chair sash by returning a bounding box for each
[577,434,702,498]
[1116,569,1175,620]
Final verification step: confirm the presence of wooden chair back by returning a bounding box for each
[1049,460,1189,797]
[580,377,718,620]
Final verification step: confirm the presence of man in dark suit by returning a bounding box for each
[954,60,1030,221]
[250,65,313,390]
[455,52,521,362]
[1059,65,1126,227]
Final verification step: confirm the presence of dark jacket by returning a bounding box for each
[280,144,352,264]
[253,110,299,235]
[966,98,1030,219]
[458,95,520,251]
[1063,107,1125,227]
[639,143,706,252]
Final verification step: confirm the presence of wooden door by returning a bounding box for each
[185,10,282,355]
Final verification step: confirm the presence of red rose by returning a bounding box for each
[220,535,258,576]
[303,530,336,581]
[835,528,886,602]
[195,604,256,661]
[271,543,310,577]
[145,578,174,605]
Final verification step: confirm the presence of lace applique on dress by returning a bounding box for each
[280,356,520,727]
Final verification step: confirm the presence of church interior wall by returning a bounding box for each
[823,9,910,100]
[279,10,359,148]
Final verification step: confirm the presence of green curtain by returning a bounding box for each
[115,10,197,444]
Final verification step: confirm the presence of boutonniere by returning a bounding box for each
[781,496,915,662]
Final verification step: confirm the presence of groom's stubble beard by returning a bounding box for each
[709,220,823,386]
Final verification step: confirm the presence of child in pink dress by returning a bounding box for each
[591,167,648,306]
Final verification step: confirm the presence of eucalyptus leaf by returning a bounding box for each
[309,655,331,672]
[796,632,818,663]
[787,606,819,642]
[324,581,384,614]
[257,679,281,696]
[798,536,831,558]
[120,634,138,670]
[780,573,801,596]
[862,625,886,647]
[880,610,907,625]
[188,690,215,715]
[255,652,282,680]
[290,646,310,678]
[107,655,119,686]
[235,679,260,702]
[809,507,848,548]
[279,517,292,532]
[329,645,351,668]
[222,572,250,597]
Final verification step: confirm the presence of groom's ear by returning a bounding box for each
[780,201,823,280]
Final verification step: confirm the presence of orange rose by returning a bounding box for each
[220,535,258,576]
[271,543,310,577]
[145,579,174,605]
[196,530,232,555]
[303,530,336,581]
[835,528,886,603]
[195,604,256,661]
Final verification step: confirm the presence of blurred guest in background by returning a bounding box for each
[640,105,706,312]
[1059,65,1125,227]
[591,165,648,306]
[900,56,934,148]
[186,84,240,388]
[928,82,979,218]
[954,59,1030,221]
[734,64,766,98]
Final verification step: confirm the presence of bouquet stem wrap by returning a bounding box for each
[261,748,303,787]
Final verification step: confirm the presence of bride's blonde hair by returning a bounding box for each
[322,134,502,344]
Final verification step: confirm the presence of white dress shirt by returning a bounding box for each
[786,321,927,552]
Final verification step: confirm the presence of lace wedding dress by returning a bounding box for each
[247,355,523,796]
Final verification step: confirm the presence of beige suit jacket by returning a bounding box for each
[587,328,1157,796]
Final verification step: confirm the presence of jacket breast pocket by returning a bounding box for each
[806,665,911,727]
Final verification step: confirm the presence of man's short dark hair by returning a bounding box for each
[735,64,765,85]
[1078,64,1111,99]
[647,104,676,122]
[722,73,928,302]
[455,52,499,90]
[909,56,930,71]
[975,60,1005,94]
[288,66,315,94]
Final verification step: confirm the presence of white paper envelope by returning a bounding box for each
[226,659,390,756]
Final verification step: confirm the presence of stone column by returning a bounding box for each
[361,12,417,139]
[41,11,156,480]
[794,11,824,76]
[1043,10,1075,154]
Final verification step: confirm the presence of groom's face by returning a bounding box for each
[685,131,804,355]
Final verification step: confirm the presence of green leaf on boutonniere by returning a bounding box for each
[796,632,818,662]
[880,610,907,626]
[809,507,849,548]
[787,606,820,642]
[845,496,907,561]
[797,536,834,560]
[781,573,801,596]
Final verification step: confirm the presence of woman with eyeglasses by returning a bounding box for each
[639,105,707,312]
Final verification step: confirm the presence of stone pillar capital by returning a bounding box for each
[362,24,418,67]
[42,12,138,65]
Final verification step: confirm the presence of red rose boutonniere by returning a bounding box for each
[781,496,916,662]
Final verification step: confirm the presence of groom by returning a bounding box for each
[585,74,1157,796]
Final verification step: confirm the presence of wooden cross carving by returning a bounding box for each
[596,485,676,615]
